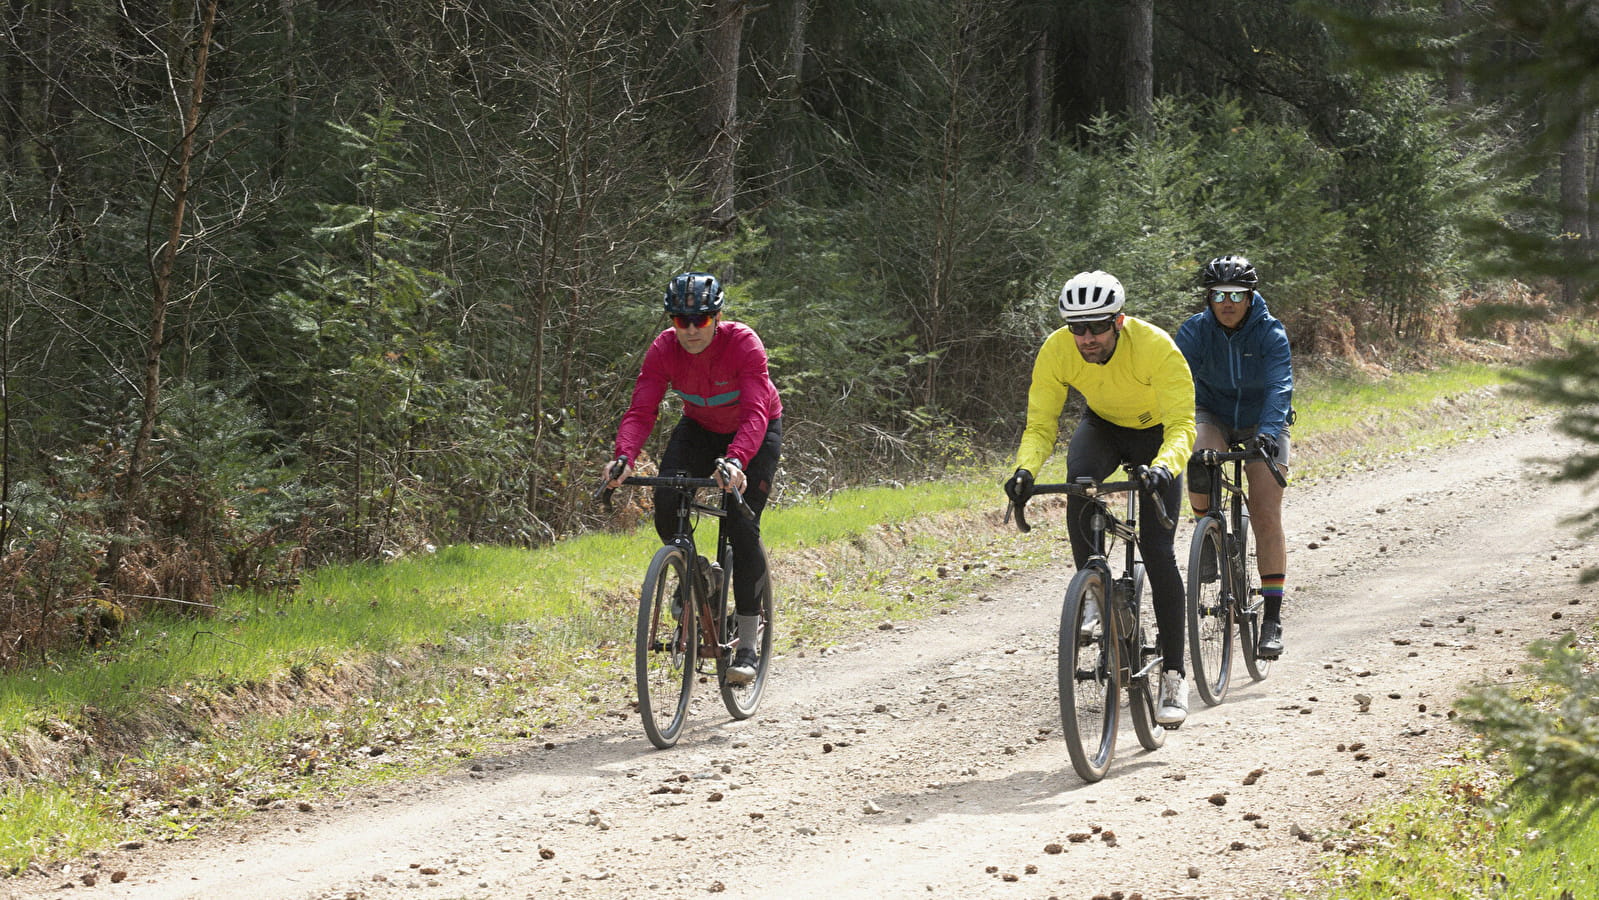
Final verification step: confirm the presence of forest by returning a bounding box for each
[0,0,1594,665]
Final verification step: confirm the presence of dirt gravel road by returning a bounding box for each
[8,416,1597,900]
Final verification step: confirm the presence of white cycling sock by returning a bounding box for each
[737,615,760,653]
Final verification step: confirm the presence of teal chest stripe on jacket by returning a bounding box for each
[673,387,741,408]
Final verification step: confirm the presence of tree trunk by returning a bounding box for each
[1126,0,1153,134]
[272,0,298,182]
[773,0,810,197]
[107,0,218,578]
[1442,0,1466,104]
[1560,91,1589,305]
[1021,28,1048,180]
[1,0,25,176]
[701,0,745,231]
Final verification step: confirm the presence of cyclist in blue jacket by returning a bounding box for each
[1175,255,1294,659]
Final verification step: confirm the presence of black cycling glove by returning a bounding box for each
[1140,464,1174,495]
[1004,468,1034,504]
[1255,432,1280,460]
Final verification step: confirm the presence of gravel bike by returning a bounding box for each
[1008,469,1176,783]
[597,459,773,749]
[1185,437,1287,706]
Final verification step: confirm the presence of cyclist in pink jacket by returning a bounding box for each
[601,273,783,682]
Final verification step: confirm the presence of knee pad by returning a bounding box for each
[1186,454,1213,497]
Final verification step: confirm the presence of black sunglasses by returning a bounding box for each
[1066,319,1116,336]
[672,313,715,329]
[1208,288,1250,304]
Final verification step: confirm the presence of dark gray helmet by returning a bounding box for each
[663,272,725,316]
[1200,255,1258,288]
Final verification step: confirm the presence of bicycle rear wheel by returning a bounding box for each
[1187,515,1233,706]
[1235,511,1272,681]
[1124,563,1166,751]
[1058,567,1119,783]
[718,544,773,719]
[636,544,697,749]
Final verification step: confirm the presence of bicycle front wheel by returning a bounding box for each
[1125,563,1166,752]
[718,544,774,720]
[636,544,697,749]
[1059,567,1119,783]
[1187,515,1233,706]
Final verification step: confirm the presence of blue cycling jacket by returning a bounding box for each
[1174,292,1294,437]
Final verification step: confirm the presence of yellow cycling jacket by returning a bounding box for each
[1014,315,1196,477]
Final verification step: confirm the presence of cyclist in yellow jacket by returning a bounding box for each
[1005,270,1197,725]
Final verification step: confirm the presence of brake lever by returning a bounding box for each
[593,458,627,507]
[714,457,757,520]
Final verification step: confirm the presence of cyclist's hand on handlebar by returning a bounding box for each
[1138,464,1174,495]
[714,457,747,493]
[1004,468,1034,504]
[601,456,632,489]
[1254,432,1280,461]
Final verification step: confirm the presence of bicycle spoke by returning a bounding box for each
[719,563,774,719]
[637,546,696,749]
[1126,563,1167,751]
[1187,517,1232,706]
[1059,569,1118,782]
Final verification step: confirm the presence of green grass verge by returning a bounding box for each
[1290,361,1546,483]
[0,356,1571,877]
[1304,768,1599,899]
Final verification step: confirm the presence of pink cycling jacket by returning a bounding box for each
[613,321,783,467]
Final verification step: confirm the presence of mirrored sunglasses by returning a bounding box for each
[1066,319,1116,336]
[1209,288,1250,304]
[672,313,715,329]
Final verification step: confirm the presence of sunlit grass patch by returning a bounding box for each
[1305,768,1599,900]
[0,783,122,875]
[1292,362,1552,482]
[762,474,997,548]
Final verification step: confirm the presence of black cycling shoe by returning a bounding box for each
[1257,619,1284,659]
[726,648,759,685]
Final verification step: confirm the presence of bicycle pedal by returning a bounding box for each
[1160,722,1182,731]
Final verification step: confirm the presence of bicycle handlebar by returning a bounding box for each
[594,458,756,520]
[1193,438,1287,488]
[1006,475,1173,534]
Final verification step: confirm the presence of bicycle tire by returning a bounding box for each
[1235,509,1272,681]
[1187,515,1233,706]
[1124,562,1166,751]
[718,543,773,719]
[636,544,697,749]
[1058,566,1119,783]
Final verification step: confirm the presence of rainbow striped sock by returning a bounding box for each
[1261,574,1285,621]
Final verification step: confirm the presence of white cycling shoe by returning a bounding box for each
[1154,670,1189,726]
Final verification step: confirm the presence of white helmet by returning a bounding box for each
[1057,270,1126,320]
